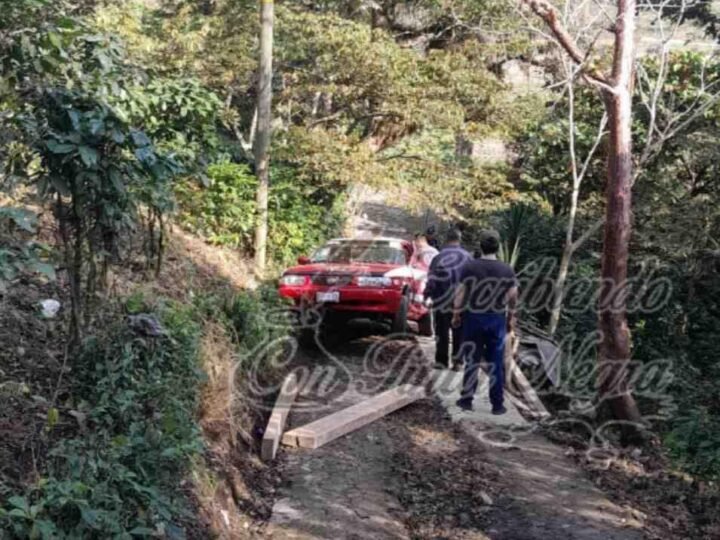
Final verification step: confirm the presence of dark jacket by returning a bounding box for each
[425,244,471,307]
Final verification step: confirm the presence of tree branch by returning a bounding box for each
[521,0,610,85]
[571,217,604,252]
[578,112,609,184]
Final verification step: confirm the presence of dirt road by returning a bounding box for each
[263,330,644,540]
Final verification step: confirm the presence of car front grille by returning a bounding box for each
[311,274,353,286]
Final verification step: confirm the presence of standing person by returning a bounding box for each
[451,230,518,414]
[425,225,440,249]
[410,233,438,271]
[425,229,471,370]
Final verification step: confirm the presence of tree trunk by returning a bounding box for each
[253,0,274,276]
[597,0,643,428]
[548,226,574,336]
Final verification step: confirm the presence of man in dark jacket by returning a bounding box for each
[452,229,518,414]
[425,229,471,370]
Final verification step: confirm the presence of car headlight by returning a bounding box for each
[280,274,307,286]
[356,276,392,287]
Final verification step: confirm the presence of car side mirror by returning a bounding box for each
[297,255,311,265]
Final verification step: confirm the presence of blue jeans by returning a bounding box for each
[460,312,506,409]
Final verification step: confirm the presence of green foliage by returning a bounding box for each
[0,302,205,538]
[267,166,347,265]
[274,6,504,132]
[520,51,720,478]
[114,77,224,170]
[665,407,720,480]
[37,90,178,217]
[466,202,564,263]
[93,1,526,217]
[221,284,290,354]
[176,161,256,247]
[518,85,605,216]
[0,207,55,286]
[30,88,181,340]
[378,129,518,214]
[176,161,346,266]
[520,52,720,217]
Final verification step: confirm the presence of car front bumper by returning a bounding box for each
[279,284,405,316]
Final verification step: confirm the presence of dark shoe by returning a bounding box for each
[433,362,449,370]
[491,406,507,415]
[450,362,463,372]
[456,398,473,411]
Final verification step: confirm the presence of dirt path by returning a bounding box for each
[262,333,645,540]
[265,339,411,540]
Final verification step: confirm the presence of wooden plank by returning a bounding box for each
[504,332,550,419]
[281,385,425,449]
[261,373,302,461]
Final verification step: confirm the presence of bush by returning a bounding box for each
[222,283,290,353]
[176,161,346,266]
[0,301,205,538]
[0,282,296,538]
[665,406,720,481]
[176,161,257,249]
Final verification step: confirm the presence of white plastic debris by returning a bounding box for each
[40,299,61,319]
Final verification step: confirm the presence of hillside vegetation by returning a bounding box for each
[2,0,720,538]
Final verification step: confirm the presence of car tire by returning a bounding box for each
[298,327,317,349]
[391,294,410,334]
[417,312,433,337]
[296,306,321,349]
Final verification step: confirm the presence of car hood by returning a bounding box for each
[284,262,399,276]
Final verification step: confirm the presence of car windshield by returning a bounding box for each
[311,242,407,265]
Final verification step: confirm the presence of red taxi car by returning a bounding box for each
[278,237,432,337]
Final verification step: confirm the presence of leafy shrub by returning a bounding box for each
[0,207,55,287]
[665,406,720,481]
[0,302,204,538]
[267,166,347,265]
[176,161,346,266]
[0,282,295,538]
[222,284,291,354]
[190,282,291,358]
[176,161,257,248]
[114,78,224,171]
[464,202,564,266]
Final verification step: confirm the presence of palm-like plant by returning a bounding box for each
[495,204,536,269]
[498,236,522,269]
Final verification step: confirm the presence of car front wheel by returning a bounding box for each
[391,294,409,334]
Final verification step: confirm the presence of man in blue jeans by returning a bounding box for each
[452,230,518,415]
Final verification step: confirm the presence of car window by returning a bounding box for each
[355,246,405,264]
[311,243,406,264]
[311,246,332,262]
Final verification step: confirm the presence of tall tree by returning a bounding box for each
[598,0,643,426]
[529,1,720,340]
[522,0,643,425]
[253,0,275,275]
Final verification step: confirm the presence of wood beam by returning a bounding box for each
[261,373,302,461]
[282,385,425,449]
